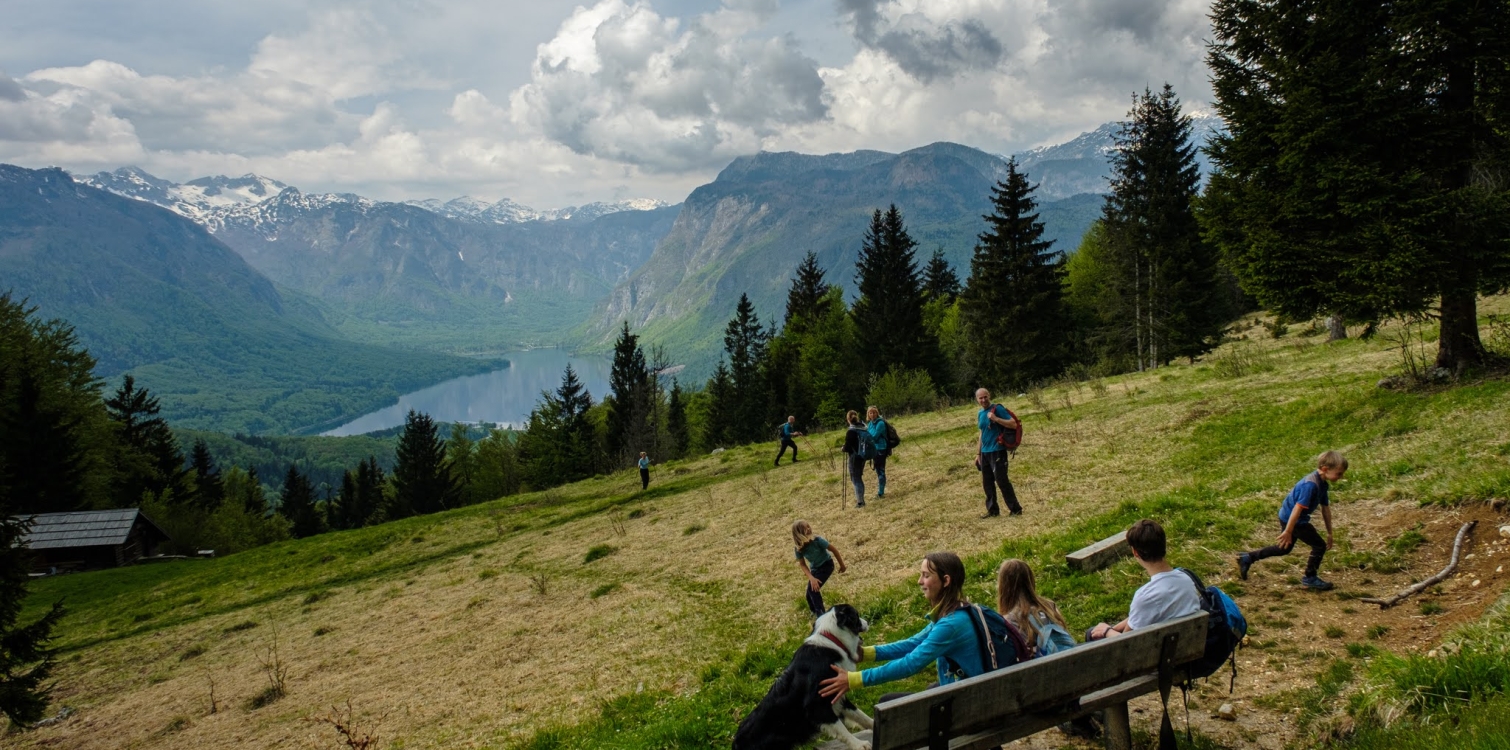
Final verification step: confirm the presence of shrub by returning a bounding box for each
[866,367,937,417]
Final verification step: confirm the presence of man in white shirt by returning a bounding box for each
[1087,519,1201,640]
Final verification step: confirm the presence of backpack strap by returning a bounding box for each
[967,604,1000,671]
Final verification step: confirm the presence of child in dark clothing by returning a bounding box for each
[1238,451,1347,590]
[792,520,847,616]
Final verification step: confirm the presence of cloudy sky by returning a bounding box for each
[0,0,1216,208]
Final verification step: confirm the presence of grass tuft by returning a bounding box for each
[584,545,617,564]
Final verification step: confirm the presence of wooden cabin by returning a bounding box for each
[22,509,172,571]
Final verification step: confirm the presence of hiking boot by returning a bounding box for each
[1300,575,1334,591]
[856,501,866,508]
[1008,508,1023,516]
[980,511,1000,519]
[1237,553,1253,581]
[1058,714,1103,740]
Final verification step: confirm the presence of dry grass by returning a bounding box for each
[12,297,1510,749]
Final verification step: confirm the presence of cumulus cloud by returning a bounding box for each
[839,0,1010,83]
[249,8,444,100]
[509,0,828,171]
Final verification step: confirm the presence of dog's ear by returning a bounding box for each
[835,604,861,633]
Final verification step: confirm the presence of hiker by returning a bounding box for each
[996,559,1075,656]
[973,388,1022,517]
[637,452,650,490]
[841,410,871,507]
[1086,519,1201,641]
[1237,451,1347,591]
[775,416,804,466]
[997,559,1098,738]
[792,519,848,617]
[818,552,986,703]
[865,406,890,498]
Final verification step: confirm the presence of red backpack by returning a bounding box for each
[993,404,1022,452]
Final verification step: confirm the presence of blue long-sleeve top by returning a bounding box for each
[856,607,985,688]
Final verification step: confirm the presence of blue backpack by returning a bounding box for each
[850,426,876,461]
[1178,568,1247,689]
[1026,610,1078,656]
[945,604,1033,678]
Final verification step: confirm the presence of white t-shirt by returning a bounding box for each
[1127,570,1202,631]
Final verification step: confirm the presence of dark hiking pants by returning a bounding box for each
[639,468,649,490]
[776,437,798,464]
[1248,521,1327,577]
[980,450,1021,515]
[806,558,835,616]
[848,454,866,503]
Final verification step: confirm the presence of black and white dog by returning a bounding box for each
[733,604,874,750]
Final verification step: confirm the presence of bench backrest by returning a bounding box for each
[871,612,1207,750]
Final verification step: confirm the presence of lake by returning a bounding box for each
[323,349,611,436]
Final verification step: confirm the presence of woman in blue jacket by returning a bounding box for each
[819,551,985,702]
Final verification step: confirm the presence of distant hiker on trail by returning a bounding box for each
[775,416,804,466]
[638,452,651,491]
[1237,451,1347,591]
[841,410,872,507]
[865,406,891,498]
[1087,520,1201,641]
[973,388,1022,517]
[792,519,847,617]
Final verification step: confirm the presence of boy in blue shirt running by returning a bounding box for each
[1237,451,1347,590]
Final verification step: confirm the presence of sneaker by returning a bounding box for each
[979,511,1000,519]
[1300,575,1334,591]
[856,501,866,508]
[773,461,780,467]
[1008,509,1023,516]
[792,458,799,463]
[1237,553,1253,581]
[1058,715,1103,740]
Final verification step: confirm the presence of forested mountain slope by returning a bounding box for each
[0,165,492,433]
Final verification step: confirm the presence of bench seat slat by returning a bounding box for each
[869,613,1206,750]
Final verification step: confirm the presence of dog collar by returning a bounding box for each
[820,631,858,663]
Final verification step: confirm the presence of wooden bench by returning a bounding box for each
[821,612,1207,750]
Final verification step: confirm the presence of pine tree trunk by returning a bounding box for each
[1437,284,1483,373]
[1326,315,1347,341]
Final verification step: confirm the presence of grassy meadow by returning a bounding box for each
[14,298,1510,749]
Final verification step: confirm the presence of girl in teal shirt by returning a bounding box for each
[819,552,986,702]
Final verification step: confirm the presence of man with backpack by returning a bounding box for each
[972,388,1022,517]
[774,416,804,466]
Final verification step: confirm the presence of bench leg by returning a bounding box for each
[1103,702,1131,750]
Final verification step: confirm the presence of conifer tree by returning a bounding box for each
[446,423,478,504]
[923,248,962,303]
[472,431,521,501]
[330,470,360,531]
[784,252,831,333]
[188,439,223,512]
[0,446,64,726]
[959,159,1070,388]
[1101,86,1224,367]
[278,465,323,538]
[666,378,689,459]
[235,466,269,516]
[606,322,654,466]
[1204,0,1510,371]
[852,206,946,385]
[722,295,770,443]
[702,360,736,449]
[104,375,188,506]
[518,366,599,488]
[390,410,460,517]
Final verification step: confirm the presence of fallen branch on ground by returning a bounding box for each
[1361,521,1477,609]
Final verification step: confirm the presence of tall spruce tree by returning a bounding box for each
[923,248,962,302]
[1204,0,1510,371]
[852,206,945,385]
[472,431,521,501]
[517,366,598,488]
[390,410,460,517]
[784,252,831,333]
[446,423,478,504]
[1101,86,1225,367]
[104,375,188,507]
[722,295,770,443]
[958,159,1070,388]
[666,378,689,459]
[0,449,64,726]
[605,322,654,466]
[188,439,223,512]
[702,360,737,449]
[278,465,323,538]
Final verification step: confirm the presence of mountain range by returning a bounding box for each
[0,165,494,434]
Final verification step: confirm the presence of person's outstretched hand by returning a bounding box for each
[819,665,850,703]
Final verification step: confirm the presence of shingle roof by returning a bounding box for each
[21,509,161,549]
